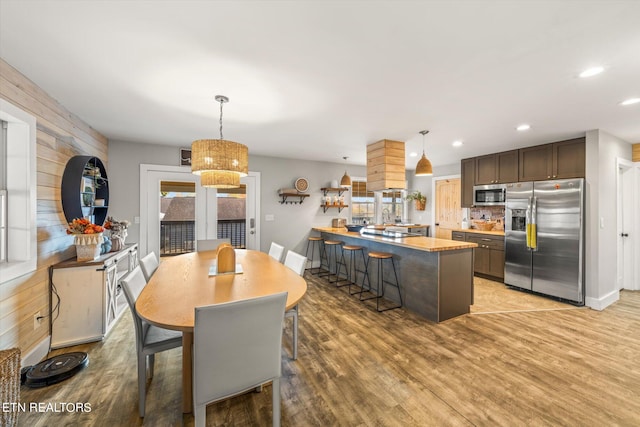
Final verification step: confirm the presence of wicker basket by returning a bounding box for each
[0,347,21,427]
[473,221,496,231]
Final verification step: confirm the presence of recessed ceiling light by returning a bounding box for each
[452,140,463,147]
[620,98,640,106]
[516,124,531,131]
[409,152,418,157]
[579,66,604,78]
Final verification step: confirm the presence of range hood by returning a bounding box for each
[366,139,406,191]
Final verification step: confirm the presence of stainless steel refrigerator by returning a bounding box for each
[504,178,584,304]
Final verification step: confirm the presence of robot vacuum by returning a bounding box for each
[22,352,89,388]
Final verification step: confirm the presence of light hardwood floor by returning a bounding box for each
[18,274,640,426]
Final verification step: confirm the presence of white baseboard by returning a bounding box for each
[22,336,50,367]
[585,289,619,311]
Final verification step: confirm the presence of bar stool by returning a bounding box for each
[321,240,344,284]
[305,236,324,275]
[339,245,369,295]
[360,251,402,312]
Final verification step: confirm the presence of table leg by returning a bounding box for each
[182,331,193,414]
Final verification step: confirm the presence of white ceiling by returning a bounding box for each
[1,1,639,168]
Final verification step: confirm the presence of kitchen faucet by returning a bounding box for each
[382,208,390,223]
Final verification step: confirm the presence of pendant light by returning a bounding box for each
[415,130,433,176]
[340,156,352,187]
[191,95,248,188]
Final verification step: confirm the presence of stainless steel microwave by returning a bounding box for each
[473,184,506,206]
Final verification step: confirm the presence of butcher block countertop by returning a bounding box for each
[313,227,477,252]
[451,229,505,237]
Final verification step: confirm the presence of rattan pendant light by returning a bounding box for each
[415,130,433,176]
[340,156,352,187]
[191,95,248,188]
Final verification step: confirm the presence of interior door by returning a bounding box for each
[617,162,637,290]
[434,178,461,239]
[241,172,260,250]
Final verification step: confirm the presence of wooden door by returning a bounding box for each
[435,178,461,239]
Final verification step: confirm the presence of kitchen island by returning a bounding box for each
[313,227,477,322]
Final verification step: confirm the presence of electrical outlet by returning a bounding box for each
[33,311,42,330]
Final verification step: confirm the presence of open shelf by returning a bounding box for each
[62,156,109,225]
[321,204,348,213]
[320,187,349,196]
[279,192,309,204]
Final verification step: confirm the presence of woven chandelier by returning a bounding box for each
[415,130,433,176]
[191,95,248,188]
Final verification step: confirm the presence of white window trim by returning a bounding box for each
[0,98,37,284]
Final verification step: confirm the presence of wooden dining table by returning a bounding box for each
[135,249,308,413]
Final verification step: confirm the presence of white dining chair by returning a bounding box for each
[268,242,285,263]
[139,251,159,282]
[193,292,288,427]
[196,238,231,252]
[283,250,307,360]
[120,266,183,418]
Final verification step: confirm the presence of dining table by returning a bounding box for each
[135,249,308,413]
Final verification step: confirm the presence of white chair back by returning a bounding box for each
[196,238,231,252]
[139,252,159,282]
[284,250,306,276]
[193,292,288,426]
[120,266,182,418]
[268,242,285,263]
[120,266,149,343]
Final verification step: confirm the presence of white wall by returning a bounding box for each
[585,129,633,309]
[405,163,461,228]
[108,140,366,255]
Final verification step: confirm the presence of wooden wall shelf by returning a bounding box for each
[320,187,349,196]
[279,192,309,204]
[322,204,348,213]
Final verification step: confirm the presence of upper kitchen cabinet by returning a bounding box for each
[475,150,519,185]
[519,138,585,181]
[461,157,475,208]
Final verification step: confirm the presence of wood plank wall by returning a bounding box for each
[0,59,108,356]
[633,143,639,162]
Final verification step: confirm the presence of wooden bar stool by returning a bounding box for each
[360,251,402,312]
[305,236,324,275]
[340,245,370,295]
[321,240,344,284]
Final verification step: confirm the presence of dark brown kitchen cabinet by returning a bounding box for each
[460,157,475,208]
[464,232,505,280]
[452,231,466,241]
[475,150,519,185]
[519,138,585,181]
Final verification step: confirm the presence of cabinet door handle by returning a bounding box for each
[547,175,551,178]
[481,238,492,241]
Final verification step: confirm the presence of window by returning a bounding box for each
[0,121,6,262]
[0,99,37,283]
[381,190,405,223]
[351,179,407,224]
[351,180,374,224]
